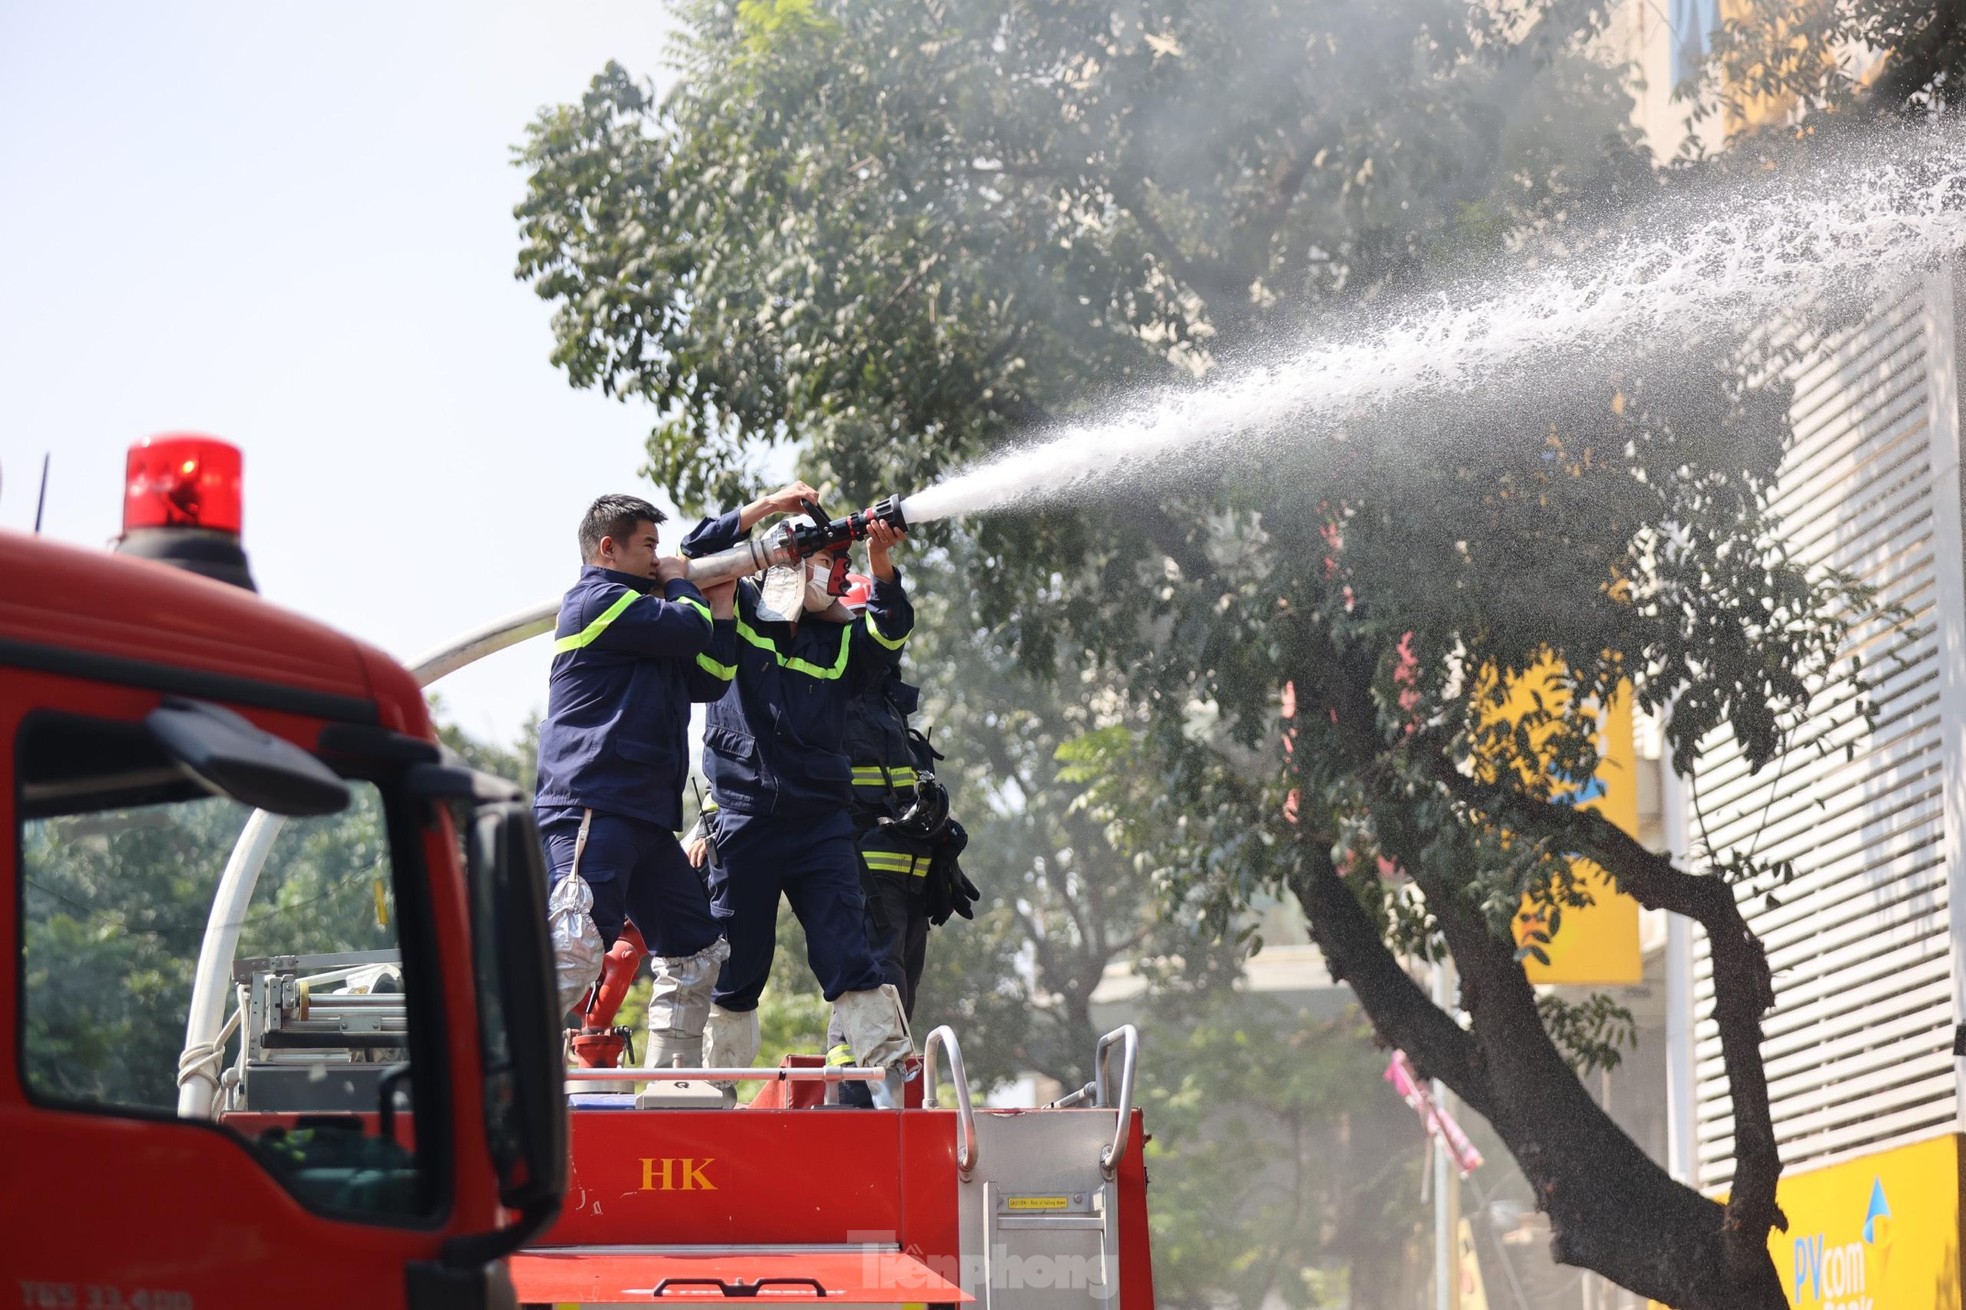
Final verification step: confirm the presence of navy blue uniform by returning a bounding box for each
[825,655,937,1102]
[843,665,934,1015]
[534,565,736,958]
[680,508,913,1008]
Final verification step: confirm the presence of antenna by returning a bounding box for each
[33,454,49,534]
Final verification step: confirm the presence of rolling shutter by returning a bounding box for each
[1688,276,1966,1190]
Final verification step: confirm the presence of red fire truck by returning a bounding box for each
[3,436,1156,1309]
[2,436,566,1309]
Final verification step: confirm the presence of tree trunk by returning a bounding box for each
[1286,828,1787,1309]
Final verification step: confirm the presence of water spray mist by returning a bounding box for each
[897,120,1966,527]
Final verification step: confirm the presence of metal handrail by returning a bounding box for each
[1093,1024,1139,1180]
[920,1025,978,1179]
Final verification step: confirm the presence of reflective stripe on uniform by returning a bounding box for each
[863,850,927,877]
[680,596,713,627]
[865,609,911,651]
[735,617,852,681]
[697,652,737,681]
[553,591,640,653]
[851,765,917,789]
[825,1042,856,1068]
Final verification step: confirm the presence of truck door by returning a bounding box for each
[1,669,460,1308]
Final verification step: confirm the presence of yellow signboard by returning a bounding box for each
[1772,1133,1962,1310]
[1489,662,1643,985]
[1005,1196,1072,1212]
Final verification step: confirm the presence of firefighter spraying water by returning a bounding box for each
[506,483,1154,1305]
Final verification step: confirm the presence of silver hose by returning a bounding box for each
[682,524,801,589]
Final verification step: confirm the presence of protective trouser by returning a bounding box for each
[541,809,725,1022]
[857,839,934,1014]
[833,984,913,1108]
[705,809,888,1010]
[703,1004,762,1105]
[826,836,932,1105]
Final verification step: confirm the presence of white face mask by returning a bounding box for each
[803,561,838,613]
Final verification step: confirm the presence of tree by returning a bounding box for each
[1711,0,1966,126]
[514,4,1904,1304]
[909,545,1164,1090]
[1138,987,1432,1310]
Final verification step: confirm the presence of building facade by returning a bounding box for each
[1666,271,1966,1303]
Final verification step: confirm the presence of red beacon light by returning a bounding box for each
[124,434,243,534]
[114,434,256,591]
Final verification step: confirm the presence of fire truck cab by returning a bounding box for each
[1,438,567,1309]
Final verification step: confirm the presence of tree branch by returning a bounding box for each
[1556,803,1787,1263]
[1866,6,1966,113]
[1437,769,1786,1269]
[1011,901,1059,982]
[1104,169,1248,307]
[1285,830,1495,1119]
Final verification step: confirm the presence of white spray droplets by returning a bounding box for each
[899,121,1966,526]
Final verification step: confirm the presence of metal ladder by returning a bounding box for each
[924,1025,1141,1309]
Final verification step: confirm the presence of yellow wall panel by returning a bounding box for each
[1488,662,1644,985]
[1774,1134,1962,1309]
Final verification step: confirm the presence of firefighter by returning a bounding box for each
[533,492,741,1072]
[680,494,916,1107]
[822,574,979,1106]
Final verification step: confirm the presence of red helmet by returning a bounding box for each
[841,572,874,609]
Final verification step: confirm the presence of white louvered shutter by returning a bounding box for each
[1687,275,1966,1191]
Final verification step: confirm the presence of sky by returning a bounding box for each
[0,2,695,746]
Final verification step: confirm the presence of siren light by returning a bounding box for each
[124,435,244,534]
[115,434,256,590]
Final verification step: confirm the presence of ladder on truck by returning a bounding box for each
[510,1024,1154,1309]
[941,1025,1150,1310]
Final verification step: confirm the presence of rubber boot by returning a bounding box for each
[643,937,730,1071]
[826,1040,872,1109]
[834,984,912,1109]
[703,1004,761,1109]
[646,1029,704,1069]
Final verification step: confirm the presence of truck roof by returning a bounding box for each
[0,527,425,733]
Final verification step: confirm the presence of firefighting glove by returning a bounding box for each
[925,858,953,925]
[945,859,979,923]
[927,820,977,927]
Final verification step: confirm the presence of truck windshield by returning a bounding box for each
[17,712,435,1221]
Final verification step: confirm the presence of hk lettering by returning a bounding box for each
[641,1157,717,1191]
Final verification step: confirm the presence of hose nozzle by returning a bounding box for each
[791,495,908,595]
[684,493,908,594]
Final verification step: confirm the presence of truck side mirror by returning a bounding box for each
[147,697,350,816]
[465,800,567,1226]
